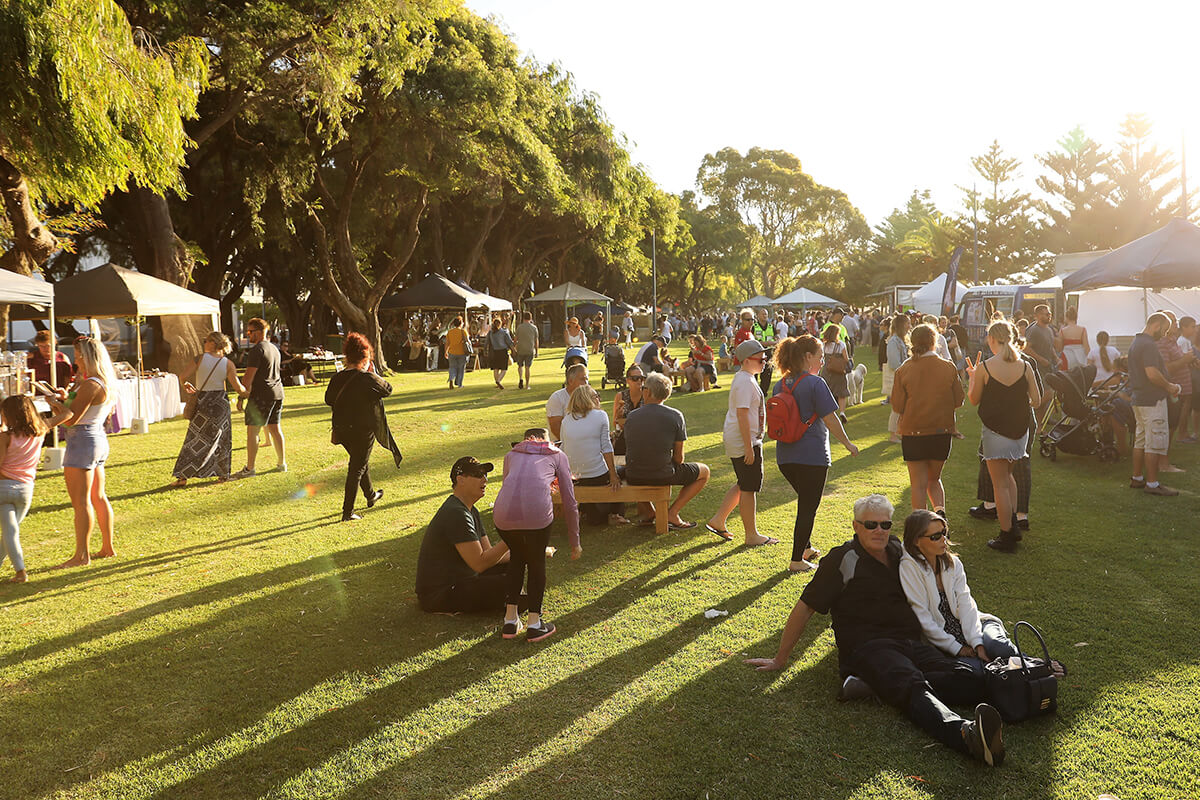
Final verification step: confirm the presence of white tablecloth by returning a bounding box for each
[109,375,184,429]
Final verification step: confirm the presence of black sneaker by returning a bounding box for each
[1016,517,1030,531]
[969,505,998,520]
[1009,514,1023,542]
[341,513,362,522]
[501,619,523,639]
[986,532,1018,552]
[837,674,874,701]
[526,620,556,643]
[962,703,1005,766]
[367,489,384,508]
[519,379,524,389]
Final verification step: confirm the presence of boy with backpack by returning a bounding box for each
[705,339,777,546]
[767,335,859,572]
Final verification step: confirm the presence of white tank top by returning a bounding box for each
[75,377,111,426]
[195,353,228,391]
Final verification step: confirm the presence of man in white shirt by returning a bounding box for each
[546,364,589,440]
[774,313,790,342]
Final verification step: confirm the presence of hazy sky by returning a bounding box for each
[468,1,1199,226]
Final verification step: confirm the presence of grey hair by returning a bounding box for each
[643,372,672,401]
[853,493,894,520]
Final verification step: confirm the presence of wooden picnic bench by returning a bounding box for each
[553,482,672,535]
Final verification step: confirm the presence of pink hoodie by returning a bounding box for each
[492,439,581,548]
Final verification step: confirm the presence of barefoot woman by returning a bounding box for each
[56,337,118,568]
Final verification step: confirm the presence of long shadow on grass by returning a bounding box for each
[337,575,791,800]
[145,540,741,800]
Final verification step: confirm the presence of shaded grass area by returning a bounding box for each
[2,350,1198,799]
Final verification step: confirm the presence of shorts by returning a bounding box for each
[981,425,1028,461]
[246,397,283,427]
[730,445,764,492]
[901,433,952,462]
[64,424,109,470]
[1133,400,1169,455]
[626,461,702,487]
[489,350,509,370]
[515,353,534,368]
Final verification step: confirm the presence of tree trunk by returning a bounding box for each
[0,155,61,348]
[106,186,193,286]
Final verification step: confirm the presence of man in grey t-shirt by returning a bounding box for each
[1024,305,1058,423]
[515,311,539,390]
[622,373,709,529]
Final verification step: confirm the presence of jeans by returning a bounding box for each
[447,354,467,387]
[0,479,33,573]
[340,431,375,517]
[498,524,552,614]
[778,463,828,561]
[979,614,1021,660]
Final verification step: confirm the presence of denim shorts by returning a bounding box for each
[64,424,109,470]
[981,425,1028,461]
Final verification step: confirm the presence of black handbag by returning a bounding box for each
[983,621,1058,723]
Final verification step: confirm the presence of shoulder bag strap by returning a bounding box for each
[197,356,223,391]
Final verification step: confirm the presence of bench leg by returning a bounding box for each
[655,489,671,535]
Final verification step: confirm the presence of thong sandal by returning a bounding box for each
[705,522,734,541]
[745,536,780,547]
[668,520,698,531]
[169,478,187,489]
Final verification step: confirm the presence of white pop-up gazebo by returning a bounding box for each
[772,287,843,309]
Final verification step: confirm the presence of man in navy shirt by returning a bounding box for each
[745,494,1006,766]
[1128,313,1182,496]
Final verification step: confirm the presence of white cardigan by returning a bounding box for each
[898,550,984,655]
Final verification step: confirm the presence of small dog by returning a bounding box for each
[847,363,867,406]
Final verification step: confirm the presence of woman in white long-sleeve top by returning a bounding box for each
[897,509,1019,662]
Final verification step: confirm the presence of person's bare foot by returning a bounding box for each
[10,570,26,583]
[92,548,116,559]
[803,547,821,561]
[53,556,90,569]
[1162,463,1185,473]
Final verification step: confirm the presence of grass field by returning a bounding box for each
[2,349,1198,800]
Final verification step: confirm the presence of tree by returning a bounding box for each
[959,140,1042,281]
[1034,125,1115,254]
[0,0,206,276]
[696,147,868,297]
[842,190,940,298]
[1104,113,1184,245]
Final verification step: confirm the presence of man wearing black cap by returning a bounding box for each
[415,456,516,613]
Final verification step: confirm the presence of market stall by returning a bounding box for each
[771,287,843,309]
[48,264,219,433]
[0,270,60,460]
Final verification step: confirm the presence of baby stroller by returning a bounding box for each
[562,345,589,370]
[1037,364,1123,463]
[601,342,626,390]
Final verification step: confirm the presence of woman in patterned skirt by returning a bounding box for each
[171,333,246,487]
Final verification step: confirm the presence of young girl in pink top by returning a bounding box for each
[0,395,71,582]
[492,427,580,642]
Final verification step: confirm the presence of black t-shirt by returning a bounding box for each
[639,341,660,368]
[325,368,392,435]
[245,340,284,401]
[950,324,969,352]
[415,495,485,596]
[800,535,923,676]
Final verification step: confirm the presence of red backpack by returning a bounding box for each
[766,373,819,443]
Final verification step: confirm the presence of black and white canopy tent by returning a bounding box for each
[381,273,512,312]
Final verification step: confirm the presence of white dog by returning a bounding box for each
[847,363,867,406]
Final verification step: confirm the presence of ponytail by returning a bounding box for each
[988,321,1020,362]
[1097,331,1112,372]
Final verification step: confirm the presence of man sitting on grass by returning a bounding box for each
[622,373,709,530]
[415,456,519,613]
[744,493,1007,766]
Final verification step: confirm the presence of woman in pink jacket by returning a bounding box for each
[492,427,580,642]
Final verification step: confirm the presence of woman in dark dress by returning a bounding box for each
[326,333,393,521]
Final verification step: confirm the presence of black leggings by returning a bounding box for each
[498,524,552,614]
[779,463,828,561]
[341,432,375,517]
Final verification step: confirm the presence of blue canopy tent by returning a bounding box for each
[1064,218,1200,291]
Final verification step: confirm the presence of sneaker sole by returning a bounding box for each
[501,631,521,639]
[526,628,556,643]
[976,704,1004,767]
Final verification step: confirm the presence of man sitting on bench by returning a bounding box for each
[622,373,709,530]
[744,493,1007,767]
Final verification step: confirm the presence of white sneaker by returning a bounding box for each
[276,463,288,473]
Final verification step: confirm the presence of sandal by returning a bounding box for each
[635,517,656,527]
[668,520,697,531]
[746,536,780,547]
[169,478,187,488]
[705,522,734,541]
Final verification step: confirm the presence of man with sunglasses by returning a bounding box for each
[745,493,1006,766]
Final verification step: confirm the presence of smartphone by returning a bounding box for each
[32,380,57,396]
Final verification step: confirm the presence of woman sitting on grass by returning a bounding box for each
[898,509,1066,676]
[0,396,72,582]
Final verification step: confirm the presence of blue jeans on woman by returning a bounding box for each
[447,354,468,387]
[0,479,34,573]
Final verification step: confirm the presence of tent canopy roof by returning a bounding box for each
[451,279,512,312]
[52,263,218,318]
[525,281,613,304]
[1064,218,1200,291]
[0,269,54,309]
[771,287,842,306]
[381,273,508,311]
[911,274,970,302]
[739,294,775,308]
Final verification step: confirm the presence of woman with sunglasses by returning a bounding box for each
[771,335,858,572]
[898,509,1021,663]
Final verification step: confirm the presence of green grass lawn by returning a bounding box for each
[2,349,1198,799]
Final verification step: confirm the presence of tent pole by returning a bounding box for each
[135,314,145,433]
[48,295,58,449]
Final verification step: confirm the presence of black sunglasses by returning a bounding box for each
[627,375,645,381]
[856,520,893,530]
[922,529,947,541]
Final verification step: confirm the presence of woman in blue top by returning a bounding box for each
[487,316,516,389]
[771,335,859,573]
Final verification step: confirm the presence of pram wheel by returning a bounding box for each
[1099,444,1119,463]
[1039,440,1056,460]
